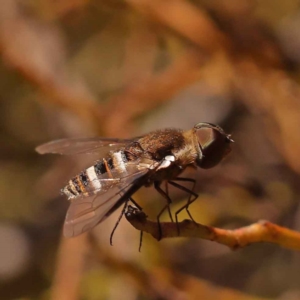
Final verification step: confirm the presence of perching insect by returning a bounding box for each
[36,122,233,241]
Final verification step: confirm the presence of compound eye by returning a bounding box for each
[196,127,214,149]
[196,125,232,169]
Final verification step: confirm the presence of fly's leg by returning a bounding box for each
[155,181,174,240]
[139,231,143,252]
[168,178,198,235]
[165,181,169,200]
[128,198,144,252]
[172,177,197,221]
[155,182,174,222]
[129,197,143,211]
[110,196,143,246]
[110,199,129,246]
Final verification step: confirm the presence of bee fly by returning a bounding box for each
[36,122,233,241]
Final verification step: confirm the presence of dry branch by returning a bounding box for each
[0,0,102,132]
[125,205,300,251]
[50,234,89,300]
[89,236,270,300]
[126,0,229,53]
[103,50,205,136]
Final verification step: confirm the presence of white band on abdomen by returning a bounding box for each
[86,166,101,190]
[113,151,126,172]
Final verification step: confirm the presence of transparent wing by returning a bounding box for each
[63,166,150,237]
[36,137,135,155]
[65,159,156,198]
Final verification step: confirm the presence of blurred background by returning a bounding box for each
[1,0,300,299]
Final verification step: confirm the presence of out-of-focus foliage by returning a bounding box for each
[1,0,300,299]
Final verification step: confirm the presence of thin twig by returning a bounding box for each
[125,206,300,251]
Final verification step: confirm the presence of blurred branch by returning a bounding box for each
[40,0,90,20]
[90,235,271,300]
[89,236,179,300]
[125,206,300,251]
[232,60,300,174]
[0,0,102,132]
[103,50,205,136]
[50,234,88,300]
[125,0,229,53]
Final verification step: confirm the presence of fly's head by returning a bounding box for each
[194,122,233,169]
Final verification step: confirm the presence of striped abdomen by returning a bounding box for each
[62,150,128,199]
